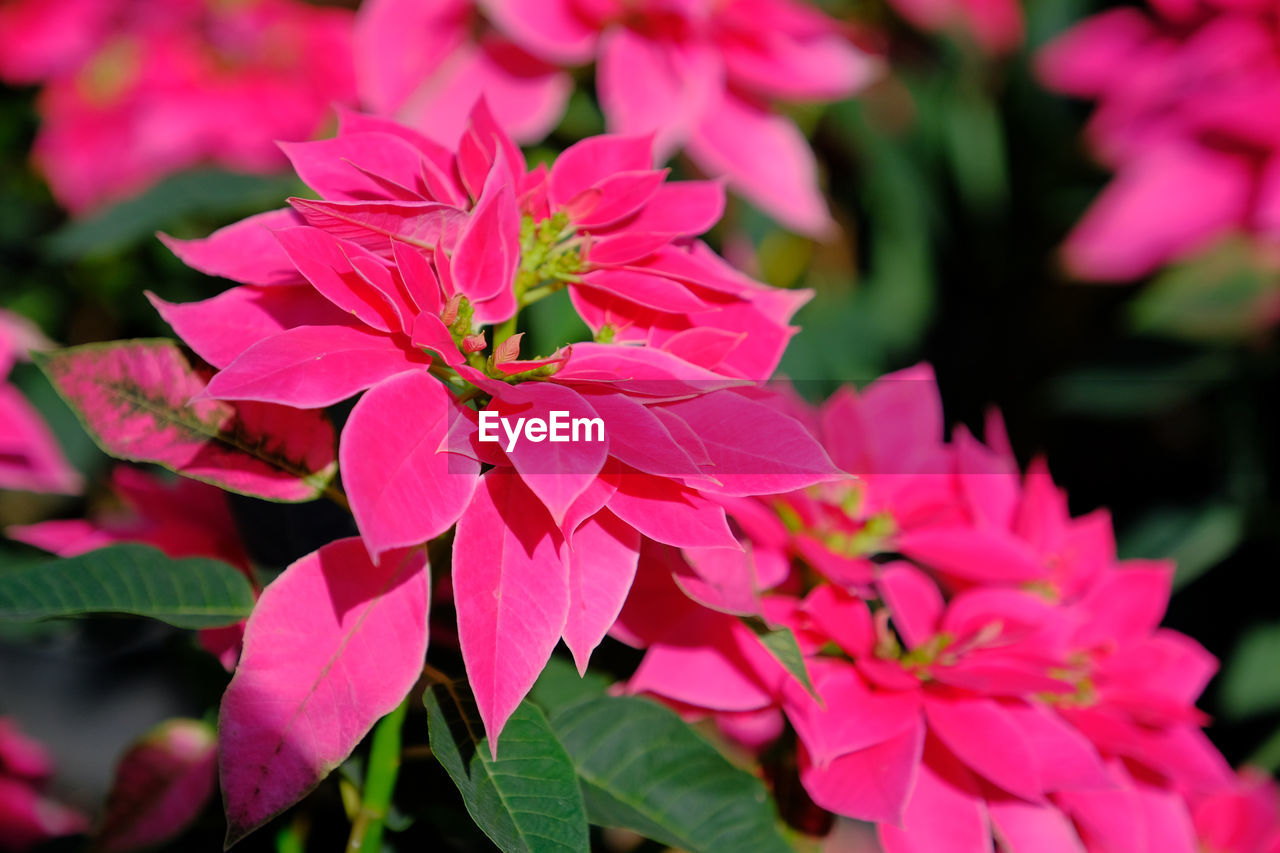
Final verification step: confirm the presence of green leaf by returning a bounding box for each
[743,618,818,700]
[1220,623,1280,720]
[528,656,609,714]
[546,694,791,853]
[44,168,300,260]
[1130,236,1280,342]
[1118,502,1244,591]
[424,679,589,853]
[0,544,255,628]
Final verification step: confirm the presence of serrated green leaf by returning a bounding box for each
[744,618,818,700]
[424,679,588,853]
[547,694,791,853]
[0,544,254,628]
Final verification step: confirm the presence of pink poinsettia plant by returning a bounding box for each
[0,0,357,213]
[356,0,881,236]
[1038,0,1280,283]
[616,364,1271,851]
[34,100,847,843]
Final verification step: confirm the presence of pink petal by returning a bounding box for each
[577,268,711,313]
[784,660,922,766]
[273,227,406,333]
[569,169,668,229]
[656,389,842,495]
[394,39,571,148]
[0,384,82,495]
[563,509,640,673]
[341,371,479,559]
[605,180,726,239]
[279,132,432,201]
[147,286,353,370]
[1063,143,1252,281]
[686,89,833,237]
[877,563,944,649]
[288,198,468,256]
[477,0,598,65]
[453,470,568,750]
[550,134,655,209]
[488,383,609,523]
[574,389,701,477]
[1002,704,1110,793]
[597,28,718,159]
[204,325,427,408]
[879,740,993,851]
[158,209,304,287]
[219,539,429,845]
[798,720,925,825]
[923,695,1044,801]
[605,470,740,549]
[451,168,520,325]
[98,719,218,853]
[987,798,1086,853]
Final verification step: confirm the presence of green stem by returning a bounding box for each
[346,698,409,853]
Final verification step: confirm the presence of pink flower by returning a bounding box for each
[0,0,357,213]
[7,465,255,669]
[154,103,840,755]
[0,310,81,495]
[617,366,1231,850]
[888,0,1024,54]
[0,718,88,852]
[362,0,880,235]
[1189,769,1280,853]
[355,0,572,149]
[1037,0,1280,280]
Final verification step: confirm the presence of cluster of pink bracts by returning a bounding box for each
[1039,0,1280,282]
[621,364,1280,851]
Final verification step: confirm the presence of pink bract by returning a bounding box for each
[358,0,880,235]
[157,103,841,751]
[0,0,357,213]
[0,309,81,495]
[1038,0,1280,281]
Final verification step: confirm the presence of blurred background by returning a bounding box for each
[3,0,1280,848]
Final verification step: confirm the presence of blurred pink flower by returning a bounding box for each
[0,718,88,852]
[359,0,880,235]
[1038,0,1280,280]
[0,309,81,495]
[0,0,357,213]
[1189,768,1280,853]
[888,0,1024,54]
